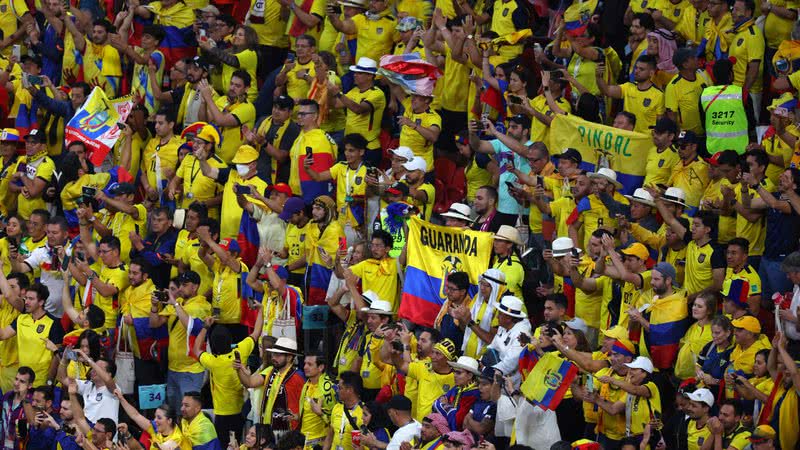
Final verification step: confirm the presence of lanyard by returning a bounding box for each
[187,158,201,192]
[345,163,362,197]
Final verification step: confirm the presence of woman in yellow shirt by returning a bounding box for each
[0,216,25,276]
[675,293,715,379]
[200,25,260,102]
[116,389,191,450]
[734,349,774,424]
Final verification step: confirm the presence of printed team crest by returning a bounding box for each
[96,393,103,401]
[737,38,744,46]
[503,8,510,16]
[300,234,306,242]
[698,438,705,446]
[377,27,384,34]
[437,256,464,301]
[673,8,680,15]
[416,118,422,126]
[544,369,564,389]
[658,159,665,167]
[0,4,6,12]
[642,0,648,7]
[442,384,451,392]
[698,253,706,263]
[37,324,45,334]
[643,98,652,107]
[355,176,363,184]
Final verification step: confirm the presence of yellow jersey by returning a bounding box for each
[213,97,257,164]
[142,135,183,193]
[95,264,130,330]
[17,155,55,220]
[13,312,64,387]
[175,154,226,218]
[162,295,211,373]
[735,179,774,256]
[399,97,442,170]
[344,86,386,150]
[329,162,368,228]
[222,49,258,101]
[595,367,627,440]
[83,40,122,97]
[298,373,337,440]
[729,22,765,93]
[684,240,724,294]
[439,44,469,112]
[620,82,665,133]
[725,265,762,296]
[664,72,709,135]
[350,258,399,311]
[96,204,148,263]
[198,336,256,415]
[219,172,269,239]
[407,360,455,422]
[212,258,248,325]
[330,402,364,450]
[350,12,396,63]
[0,298,20,370]
[669,157,709,208]
[764,0,800,48]
[248,0,289,48]
[530,94,570,151]
[644,146,681,188]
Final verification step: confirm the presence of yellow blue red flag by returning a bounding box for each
[398,217,493,327]
[550,114,653,195]
[520,351,579,410]
[65,86,134,167]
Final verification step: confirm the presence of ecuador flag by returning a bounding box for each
[640,291,689,369]
[398,217,493,327]
[520,351,578,410]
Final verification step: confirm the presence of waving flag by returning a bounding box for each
[518,345,541,378]
[128,318,168,361]
[186,317,206,359]
[65,87,134,166]
[399,217,493,327]
[378,53,442,97]
[237,210,260,268]
[520,352,579,410]
[563,0,598,37]
[640,293,689,369]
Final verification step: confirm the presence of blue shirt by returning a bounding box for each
[764,193,800,259]
[491,139,531,215]
[27,413,62,450]
[699,340,734,380]
[130,227,179,289]
[439,314,464,352]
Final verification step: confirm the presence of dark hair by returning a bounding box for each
[420,327,440,342]
[217,13,238,28]
[92,19,115,33]
[188,201,210,220]
[719,399,744,416]
[231,69,252,87]
[591,228,614,239]
[30,209,51,223]
[306,354,327,369]
[129,257,152,278]
[548,442,572,450]
[694,211,719,241]
[34,386,54,402]
[142,24,166,43]
[95,418,117,436]
[755,348,770,363]
[545,293,568,310]
[736,0,756,14]
[339,371,363,397]
[576,93,601,123]
[296,34,317,48]
[46,215,68,233]
[447,272,470,290]
[28,283,49,302]
[372,230,393,249]
[209,325,232,355]
[529,141,549,158]
[477,185,498,203]
[695,290,720,317]
[343,133,368,151]
[276,431,306,450]
[298,99,320,113]
[616,111,637,127]
[727,237,750,255]
[17,366,35,384]
[317,51,338,75]
[787,168,800,195]
[79,329,104,361]
[7,273,30,290]
[364,401,395,433]
[153,206,173,221]
[712,59,733,85]
[60,151,93,186]
[632,12,656,30]
[155,108,176,124]
[712,315,733,333]
[156,402,179,427]
[183,391,203,404]
[98,235,121,253]
[198,218,220,238]
[85,304,106,329]
[71,82,91,96]
[745,149,769,169]
[99,358,116,378]
[637,54,658,70]
[235,25,259,50]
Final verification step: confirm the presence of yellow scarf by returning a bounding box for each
[262,365,292,424]
[775,385,799,450]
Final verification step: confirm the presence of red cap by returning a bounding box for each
[269,183,293,196]
[705,152,723,166]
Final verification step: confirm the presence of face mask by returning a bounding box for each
[236,164,250,177]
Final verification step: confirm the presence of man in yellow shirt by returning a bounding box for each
[0,271,24,392]
[200,71,257,164]
[72,235,129,331]
[402,157,436,220]
[597,55,665,132]
[168,123,225,218]
[326,371,364,450]
[65,18,122,97]
[297,355,336,448]
[82,182,147,263]
[118,258,162,386]
[669,130,710,211]
[10,130,55,220]
[140,110,182,205]
[664,49,709,136]
[729,0,765,120]
[346,230,400,310]
[149,270,212,412]
[332,57,386,165]
[276,35,317,103]
[645,118,681,188]
[326,0,396,63]
[684,388,714,450]
[722,149,772,264]
[703,0,733,63]
[724,237,763,314]
[397,92,442,176]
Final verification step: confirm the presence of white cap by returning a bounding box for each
[494,296,526,318]
[360,298,394,315]
[390,146,415,162]
[589,167,623,189]
[552,237,575,257]
[448,355,482,376]
[662,187,687,207]
[686,388,715,407]
[349,56,378,74]
[440,203,474,223]
[625,188,655,207]
[403,156,427,173]
[625,356,654,374]
[565,317,589,334]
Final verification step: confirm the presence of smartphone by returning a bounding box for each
[305,146,313,158]
[286,52,296,63]
[154,290,169,303]
[11,45,20,60]
[212,307,221,318]
[27,74,43,85]
[571,248,579,258]
[235,184,252,195]
[234,350,241,363]
[391,340,404,352]
[537,175,544,188]
[60,253,70,271]
[367,166,381,178]
[338,236,347,252]
[330,4,342,13]
[64,348,78,361]
[198,28,207,40]
[508,95,522,105]
[505,181,517,191]
[74,251,85,262]
[471,119,484,132]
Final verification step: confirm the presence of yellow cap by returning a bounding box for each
[620,242,649,261]
[731,315,761,334]
[232,145,259,164]
[602,325,628,341]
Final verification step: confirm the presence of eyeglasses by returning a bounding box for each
[297,111,316,117]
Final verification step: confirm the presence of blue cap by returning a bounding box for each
[279,197,305,222]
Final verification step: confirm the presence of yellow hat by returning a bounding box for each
[602,325,628,341]
[182,122,221,146]
[620,242,649,261]
[433,338,457,361]
[232,145,259,164]
[767,92,797,118]
[749,425,776,443]
[731,315,761,334]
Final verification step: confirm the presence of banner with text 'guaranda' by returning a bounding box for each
[550,114,652,194]
[399,217,493,327]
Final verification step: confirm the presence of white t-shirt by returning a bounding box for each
[495,395,515,438]
[386,420,421,450]
[785,285,800,341]
[76,379,120,424]
[24,245,66,317]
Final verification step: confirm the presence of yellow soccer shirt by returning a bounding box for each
[664,72,709,135]
[220,172,269,239]
[222,49,258,102]
[627,382,661,437]
[97,204,148,263]
[350,12,396,63]
[359,332,384,389]
[162,295,212,373]
[60,173,112,214]
[119,279,156,359]
[644,146,681,188]
[330,402,364,450]
[17,156,55,220]
[701,178,736,243]
[735,179,774,256]
[725,265,762,296]
[142,135,183,193]
[0,0,28,57]
[344,86,386,149]
[549,196,576,240]
[490,0,524,62]
[675,321,712,379]
[146,423,191,450]
[284,59,316,102]
[730,24,765,93]
[440,43,469,112]
[285,222,308,275]
[0,298,20,372]
[212,258,249,325]
[731,334,771,375]
[199,336,256,415]
[83,40,122,97]
[298,374,337,440]
[575,262,611,330]
[629,0,659,12]
[349,258,399,311]
[249,0,289,48]
[661,0,691,25]
[763,125,798,185]
[619,82,665,133]
[214,97,257,164]
[329,162,368,228]
[288,128,337,197]
[94,264,130,330]
[399,97,442,170]
[530,94,570,151]
[175,154,225,217]
[405,182,436,221]
[334,310,365,375]
[113,127,148,177]
[595,367,627,440]
[684,240,723,294]
[407,360,455,422]
[13,313,63,387]
[764,0,799,48]
[675,4,710,44]
[617,271,652,328]
[669,157,710,208]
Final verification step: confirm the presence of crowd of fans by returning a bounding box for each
[1,0,800,449]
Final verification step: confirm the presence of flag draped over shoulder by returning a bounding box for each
[127,317,168,361]
[65,87,134,166]
[520,351,579,410]
[550,114,652,194]
[640,293,689,369]
[378,54,442,97]
[237,210,260,268]
[399,217,493,327]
